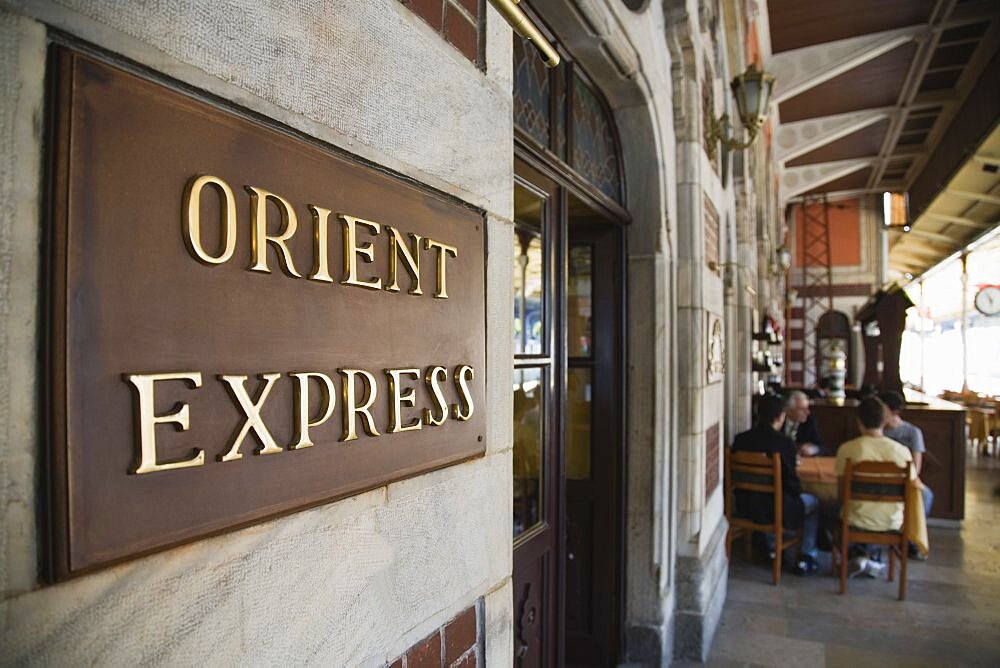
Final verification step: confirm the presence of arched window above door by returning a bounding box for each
[513,35,624,205]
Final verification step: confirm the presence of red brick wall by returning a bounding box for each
[706,422,720,498]
[401,0,484,68]
[388,602,481,667]
[704,193,720,272]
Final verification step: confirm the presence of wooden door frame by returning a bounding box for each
[512,158,562,667]
[514,138,629,665]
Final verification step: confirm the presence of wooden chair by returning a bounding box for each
[833,459,911,600]
[724,448,802,585]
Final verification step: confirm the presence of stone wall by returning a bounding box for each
[0,1,513,664]
[0,0,771,664]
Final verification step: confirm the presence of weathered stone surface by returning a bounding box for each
[1,455,509,665]
[0,7,45,598]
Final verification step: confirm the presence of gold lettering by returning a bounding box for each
[219,373,284,461]
[340,215,382,290]
[183,175,237,265]
[424,238,458,298]
[386,368,422,433]
[340,368,380,441]
[246,186,302,277]
[308,205,335,283]
[423,366,449,426]
[385,226,423,295]
[127,372,205,474]
[290,372,337,449]
[451,365,475,421]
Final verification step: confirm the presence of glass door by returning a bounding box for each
[512,158,560,667]
[512,157,625,667]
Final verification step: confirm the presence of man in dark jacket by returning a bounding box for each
[783,390,827,456]
[733,395,820,574]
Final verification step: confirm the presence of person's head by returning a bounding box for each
[878,391,905,427]
[879,391,904,413]
[857,396,886,432]
[784,390,810,423]
[757,395,786,430]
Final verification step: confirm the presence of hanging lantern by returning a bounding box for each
[730,63,776,137]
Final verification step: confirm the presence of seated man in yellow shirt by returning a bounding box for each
[835,397,915,575]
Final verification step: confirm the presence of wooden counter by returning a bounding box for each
[807,392,966,520]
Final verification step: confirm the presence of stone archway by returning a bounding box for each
[522,2,678,663]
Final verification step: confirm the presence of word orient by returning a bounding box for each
[184,174,460,297]
[126,365,475,475]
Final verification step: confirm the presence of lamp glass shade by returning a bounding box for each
[776,245,792,271]
[730,64,775,134]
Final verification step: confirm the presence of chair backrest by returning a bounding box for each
[843,459,909,503]
[724,449,783,527]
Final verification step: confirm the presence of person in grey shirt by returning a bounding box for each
[880,391,934,519]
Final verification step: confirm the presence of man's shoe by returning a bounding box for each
[848,556,868,579]
[794,554,818,576]
[863,560,887,578]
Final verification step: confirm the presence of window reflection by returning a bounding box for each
[568,245,593,357]
[514,367,545,537]
[515,233,544,354]
[514,184,545,355]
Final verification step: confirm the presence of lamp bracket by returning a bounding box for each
[706,113,758,151]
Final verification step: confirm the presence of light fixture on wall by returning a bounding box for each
[771,244,792,275]
[881,192,910,231]
[787,288,799,305]
[490,0,560,67]
[705,63,776,151]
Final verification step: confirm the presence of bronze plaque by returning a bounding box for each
[46,49,487,579]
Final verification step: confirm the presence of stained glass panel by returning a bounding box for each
[513,36,551,148]
[571,74,622,202]
[553,64,567,160]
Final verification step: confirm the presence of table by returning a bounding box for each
[797,457,929,555]
[798,456,837,505]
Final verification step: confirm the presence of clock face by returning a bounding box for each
[974,286,1000,316]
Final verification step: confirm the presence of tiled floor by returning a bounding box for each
[692,451,1000,667]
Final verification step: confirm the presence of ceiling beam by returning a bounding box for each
[775,108,893,163]
[779,159,874,202]
[906,21,1000,220]
[868,0,955,189]
[906,228,963,244]
[944,189,1000,206]
[910,90,961,108]
[971,153,1000,167]
[770,26,924,103]
[892,244,947,259]
[923,212,992,228]
[895,236,957,253]
[890,258,929,273]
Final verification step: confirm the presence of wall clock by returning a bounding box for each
[974,285,1000,316]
